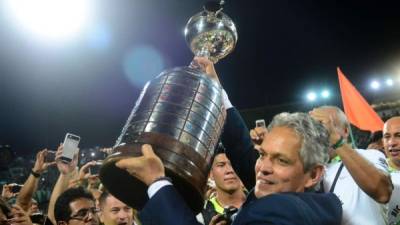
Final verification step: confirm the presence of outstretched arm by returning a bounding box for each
[193,57,259,191]
[17,149,56,212]
[116,145,202,225]
[47,144,78,225]
[310,108,392,203]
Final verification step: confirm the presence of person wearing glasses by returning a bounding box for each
[54,187,99,225]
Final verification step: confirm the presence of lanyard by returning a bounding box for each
[329,163,344,193]
[320,162,344,193]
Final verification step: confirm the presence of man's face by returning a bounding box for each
[383,118,400,162]
[254,126,313,198]
[66,198,99,225]
[210,153,241,194]
[100,195,133,225]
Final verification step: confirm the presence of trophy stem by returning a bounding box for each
[188,47,212,70]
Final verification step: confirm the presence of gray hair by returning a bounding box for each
[268,112,330,172]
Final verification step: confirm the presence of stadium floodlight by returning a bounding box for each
[370,80,380,90]
[386,78,394,87]
[306,91,317,102]
[321,90,330,99]
[4,0,92,41]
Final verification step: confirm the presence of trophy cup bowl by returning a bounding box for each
[184,5,238,63]
[99,3,237,213]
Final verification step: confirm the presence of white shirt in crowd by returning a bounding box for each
[388,171,400,225]
[323,149,389,225]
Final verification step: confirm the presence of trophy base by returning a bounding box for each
[99,141,206,213]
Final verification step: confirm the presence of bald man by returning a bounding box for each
[383,117,400,171]
[383,117,400,225]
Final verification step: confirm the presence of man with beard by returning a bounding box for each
[200,147,246,225]
[98,191,139,225]
[54,187,99,225]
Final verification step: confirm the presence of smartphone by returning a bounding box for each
[255,119,266,128]
[45,150,56,163]
[89,161,102,175]
[10,184,22,193]
[61,133,80,163]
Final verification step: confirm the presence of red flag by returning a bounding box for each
[337,67,383,132]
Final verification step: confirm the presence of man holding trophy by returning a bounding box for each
[101,1,343,224]
[116,56,342,225]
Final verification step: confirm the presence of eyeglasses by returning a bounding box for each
[69,207,100,221]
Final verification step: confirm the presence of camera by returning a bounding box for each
[215,207,238,225]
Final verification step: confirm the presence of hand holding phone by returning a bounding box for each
[44,151,56,163]
[251,119,268,148]
[61,133,80,163]
[10,184,22,193]
[255,119,266,128]
[89,161,103,175]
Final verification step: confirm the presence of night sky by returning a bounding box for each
[1,0,400,155]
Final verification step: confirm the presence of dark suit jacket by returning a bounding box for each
[139,185,342,225]
[139,107,342,225]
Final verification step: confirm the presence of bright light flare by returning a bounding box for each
[370,80,380,90]
[386,78,394,86]
[4,0,92,41]
[321,90,330,99]
[306,92,317,102]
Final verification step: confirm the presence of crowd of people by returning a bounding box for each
[1,56,400,225]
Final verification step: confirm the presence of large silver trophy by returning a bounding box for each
[99,1,237,213]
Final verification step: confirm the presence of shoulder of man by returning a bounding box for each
[355,148,388,172]
[235,192,341,225]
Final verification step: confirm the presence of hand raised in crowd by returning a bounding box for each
[192,56,220,84]
[78,161,99,188]
[32,149,56,175]
[7,205,32,225]
[78,161,96,181]
[1,184,17,200]
[116,144,165,186]
[309,108,342,145]
[55,144,78,175]
[67,178,80,189]
[249,126,268,150]
[67,161,98,189]
[87,175,100,190]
